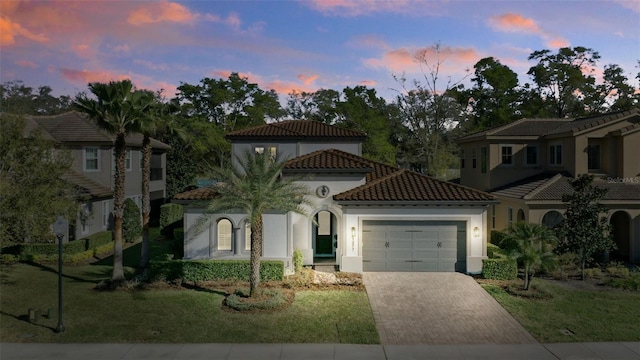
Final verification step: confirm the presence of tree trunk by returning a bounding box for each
[112,132,126,284]
[581,258,586,281]
[249,215,263,297]
[524,268,530,290]
[139,136,151,276]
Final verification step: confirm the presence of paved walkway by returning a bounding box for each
[362,272,536,345]
[2,342,639,359]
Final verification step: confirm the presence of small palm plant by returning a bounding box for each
[190,150,313,297]
[502,222,558,290]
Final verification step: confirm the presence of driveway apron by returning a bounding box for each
[363,272,537,345]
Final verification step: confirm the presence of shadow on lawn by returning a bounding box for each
[0,310,57,333]
[181,282,228,296]
[23,261,101,284]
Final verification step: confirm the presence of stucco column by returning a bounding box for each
[233,227,241,256]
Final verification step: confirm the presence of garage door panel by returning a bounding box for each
[362,220,467,272]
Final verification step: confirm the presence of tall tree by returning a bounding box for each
[556,174,614,280]
[527,46,600,118]
[134,98,185,275]
[175,73,286,170]
[454,57,522,131]
[286,89,341,124]
[192,151,313,297]
[584,64,638,114]
[502,222,557,290]
[0,114,77,244]
[75,79,155,285]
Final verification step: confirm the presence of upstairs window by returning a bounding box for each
[549,143,563,166]
[472,149,477,169]
[500,145,514,165]
[480,147,487,173]
[254,146,277,160]
[84,147,99,171]
[525,145,538,166]
[587,144,601,170]
[125,149,132,171]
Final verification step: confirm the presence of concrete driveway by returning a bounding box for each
[363,272,537,345]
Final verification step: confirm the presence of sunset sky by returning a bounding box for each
[1,0,638,102]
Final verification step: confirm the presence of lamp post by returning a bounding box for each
[52,216,66,334]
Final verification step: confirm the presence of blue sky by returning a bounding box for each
[1,0,638,102]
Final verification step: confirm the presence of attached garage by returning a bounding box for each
[362,220,466,272]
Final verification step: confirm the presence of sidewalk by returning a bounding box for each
[2,342,639,360]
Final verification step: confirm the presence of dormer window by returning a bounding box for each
[255,145,277,160]
[84,147,100,171]
[500,145,514,166]
[549,143,562,166]
[525,145,538,166]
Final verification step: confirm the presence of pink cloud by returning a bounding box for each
[297,74,319,86]
[0,15,48,46]
[488,13,541,34]
[128,1,197,25]
[304,0,444,17]
[364,45,480,74]
[71,44,95,59]
[59,68,130,84]
[546,36,569,49]
[359,80,377,87]
[16,60,38,69]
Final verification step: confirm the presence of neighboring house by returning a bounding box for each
[174,120,496,275]
[24,111,170,242]
[457,108,640,264]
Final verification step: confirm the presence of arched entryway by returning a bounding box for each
[517,209,525,222]
[313,210,337,262]
[610,211,631,262]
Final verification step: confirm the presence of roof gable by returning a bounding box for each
[225,120,367,141]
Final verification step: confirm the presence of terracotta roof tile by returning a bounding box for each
[173,149,495,203]
[226,120,367,140]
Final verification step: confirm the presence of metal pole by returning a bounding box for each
[55,233,65,333]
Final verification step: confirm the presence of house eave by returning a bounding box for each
[335,200,497,206]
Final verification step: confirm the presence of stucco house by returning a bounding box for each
[457,108,640,264]
[23,111,170,242]
[174,120,496,274]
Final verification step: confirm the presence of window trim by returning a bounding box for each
[216,218,233,252]
[83,147,100,172]
[500,144,514,166]
[525,144,539,167]
[587,143,601,170]
[549,143,563,166]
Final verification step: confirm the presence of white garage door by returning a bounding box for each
[362,220,466,272]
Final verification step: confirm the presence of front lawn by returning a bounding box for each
[482,278,640,343]
[0,236,378,344]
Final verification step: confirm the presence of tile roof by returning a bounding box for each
[174,149,495,204]
[62,170,113,199]
[27,111,170,150]
[458,108,640,142]
[225,120,367,140]
[491,173,640,201]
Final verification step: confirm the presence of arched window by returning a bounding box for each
[217,218,232,251]
[541,211,563,229]
[244,220,251,251]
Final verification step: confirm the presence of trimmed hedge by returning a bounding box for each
[160,203,183,238]
[17,231,113,256]
[150,259,285,282]
[482,258,518,280]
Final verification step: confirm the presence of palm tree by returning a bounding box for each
[503,222,558,290]
[192,150,313,296]
[134,99,184,276]
[75,79,154,285]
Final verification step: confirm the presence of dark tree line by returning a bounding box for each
[2,45,638,196]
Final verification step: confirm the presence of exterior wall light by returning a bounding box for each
[351,226,356,252]
[473,226,480,238]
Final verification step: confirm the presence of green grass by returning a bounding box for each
[0,231,378,344]
[482,279,640,343]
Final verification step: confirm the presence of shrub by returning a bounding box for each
[160,203,183,238]
[487,243,503,259]
[20,240,86,256]
[482,258,517,280]
[292,249,303,273]
[0,254,18,264]
[85,231,112,250]
[123,198,141,243]
[584,267,604,279]
[606,265,630,278]
[149,259,285,282]
[490,230,507,246]
[606,274,640,290]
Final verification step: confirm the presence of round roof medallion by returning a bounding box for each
[316,185,330,198]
